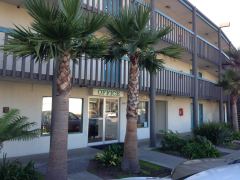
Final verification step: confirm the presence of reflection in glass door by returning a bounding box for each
[105,99,118,141]
[88,98,119,144]
[88,98,104,143]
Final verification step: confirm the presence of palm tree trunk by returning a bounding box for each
[231,95,239,132]
[122,55,140,173]
[47,53,71,180]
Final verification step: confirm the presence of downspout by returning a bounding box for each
[192,6,199,129]
[149,0,157,147]
[218,28,224,122]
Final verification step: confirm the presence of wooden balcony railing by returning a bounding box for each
[81,0,229,65]
[0,31,222,100]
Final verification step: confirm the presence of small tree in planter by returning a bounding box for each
[219,69,240,132]
[0,109,40,151]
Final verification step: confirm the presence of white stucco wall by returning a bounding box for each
[159,54,218,83]
[0,81,89,157]
[0,80,221,157]
[0,2,32,28]
[199,100,219,123]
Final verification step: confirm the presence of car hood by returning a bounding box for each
[186,163,240,180]
[171,158,229,180]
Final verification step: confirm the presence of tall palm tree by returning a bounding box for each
[106,6,182,173]
[219,69,240,132]
[2,0,108,179]
[0,109,40,151]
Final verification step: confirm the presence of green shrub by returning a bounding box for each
[182,136,220,159]
[194,122,233,145]
[0,154,42,180]
[232,132,240,141]
[95,144,123,167]
[161,131,186,151]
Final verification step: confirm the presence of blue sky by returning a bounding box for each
[189,0,239,48]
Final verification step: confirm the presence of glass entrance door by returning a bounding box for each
[105,99,118,141]
[88,98,119,144]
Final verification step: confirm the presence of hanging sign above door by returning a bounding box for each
[93,88,124,97]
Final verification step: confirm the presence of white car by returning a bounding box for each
[185,163,240,180]
[121,158,240,180]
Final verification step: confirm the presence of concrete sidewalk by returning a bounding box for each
[9,147,103,179]
[139,143,186,169]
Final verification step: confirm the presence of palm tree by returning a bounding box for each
[0,109,40,151]
[2,0,108,179]
[219,69,240,132]
[106,7,182,173]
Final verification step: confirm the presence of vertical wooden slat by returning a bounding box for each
[30,56,34,79]
[101,59,104,87]
[46,60,50,81]
[84,55,88,85]
[123,60,127,88]
[21,57,26,79]
[12,55,16,77]
[110,62,114,87]
[119,60,122,88]
[92,0,95,11]
[112,0,114,15]
[78,57,82,85]
[115,60,119,88]
[106,61,109,87]
[95,58,99,86]
[97,0,100,13]
[87,0,90,9]
[72,60,76,84]
[90,58,93,85]
[139,68,142,91]
[38,60,42,80]
[2,34,8,76]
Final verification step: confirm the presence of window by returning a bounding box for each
[137,101,148,128]
[41,97,83,135]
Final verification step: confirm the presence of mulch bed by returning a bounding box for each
[87,160,171,179]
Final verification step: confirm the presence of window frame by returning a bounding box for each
[41,96,84,136]
[137,101,149,129]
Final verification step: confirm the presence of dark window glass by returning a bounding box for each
[41,97,83,135]
[137,101,148,128]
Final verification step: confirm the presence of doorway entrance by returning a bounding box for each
[88,98,119,144]
[156,101,167,132]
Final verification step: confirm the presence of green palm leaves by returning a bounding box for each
[0,109,40,146]
[2,0,108,61]
[106,6,182,72]
[219,69,240,95]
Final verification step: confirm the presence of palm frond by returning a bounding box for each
[59,0,82,22]
[0,109,40,144]
[106,8,135,42]
[133,6,151,32]
[218,69,240,96]
[106,6,182,72]
[77,12,108,37]
[2,26,57,61]
[158,45,183,59]
[73,36,109,58]
[139,48,164,73]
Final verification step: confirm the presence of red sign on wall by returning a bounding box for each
[179,108,184,116]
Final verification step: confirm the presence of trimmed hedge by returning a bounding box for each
[193,122,233,145]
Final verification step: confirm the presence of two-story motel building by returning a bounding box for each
[0,0,235,157]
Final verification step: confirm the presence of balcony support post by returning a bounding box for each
[192,6,199,129]
[227,95,232,124]
[218,28,224,122]
[149,0,157,147]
